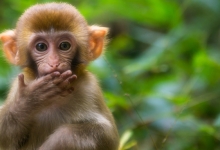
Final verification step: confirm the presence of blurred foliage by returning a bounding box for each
[1,0,220,149]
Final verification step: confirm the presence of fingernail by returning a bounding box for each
[66,70,72,74]
[73,75,77,79]
[54,72,60,76]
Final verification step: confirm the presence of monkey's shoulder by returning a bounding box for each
[74,71,102,92]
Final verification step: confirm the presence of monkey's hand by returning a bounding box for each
[17,70,77,107]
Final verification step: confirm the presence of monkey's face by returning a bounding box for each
[28,31,77,77]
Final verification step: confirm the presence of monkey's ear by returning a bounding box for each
[89,26,108,60]
[0,30,18,65]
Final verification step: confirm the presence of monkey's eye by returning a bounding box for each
[59,42,71,50]
[36,43,48,51]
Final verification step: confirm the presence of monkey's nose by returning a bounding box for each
[49,63,60,68]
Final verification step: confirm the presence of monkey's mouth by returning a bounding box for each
[40,68,70,77]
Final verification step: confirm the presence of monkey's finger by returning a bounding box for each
[53,70,72,85]
[60,70,72,79]
[67,74,77,83]
[29,72,62,93]
[35,72,60,87]
[18,74,26,88]
[57,74,76,89]
[50,72,61,79]
[42,87,70,99]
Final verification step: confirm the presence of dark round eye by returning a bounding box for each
[36,43,48,51]
[59,42,71,50]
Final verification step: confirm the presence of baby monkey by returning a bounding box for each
[0,2,119,150]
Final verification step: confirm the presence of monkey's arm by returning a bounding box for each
[0,71,76,149]
[0,103,33,149]
[0,79,33,149]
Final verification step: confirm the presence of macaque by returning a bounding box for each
[0,2,119,150]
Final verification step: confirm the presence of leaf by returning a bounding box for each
[119,130,136,150]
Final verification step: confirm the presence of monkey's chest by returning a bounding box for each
[34,106,71,129]
[26,107,72,148]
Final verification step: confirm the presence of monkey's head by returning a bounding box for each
[0,3,108,77]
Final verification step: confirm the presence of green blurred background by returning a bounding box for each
[1,0,220,149]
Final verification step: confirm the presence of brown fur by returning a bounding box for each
[16,3,89,67]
